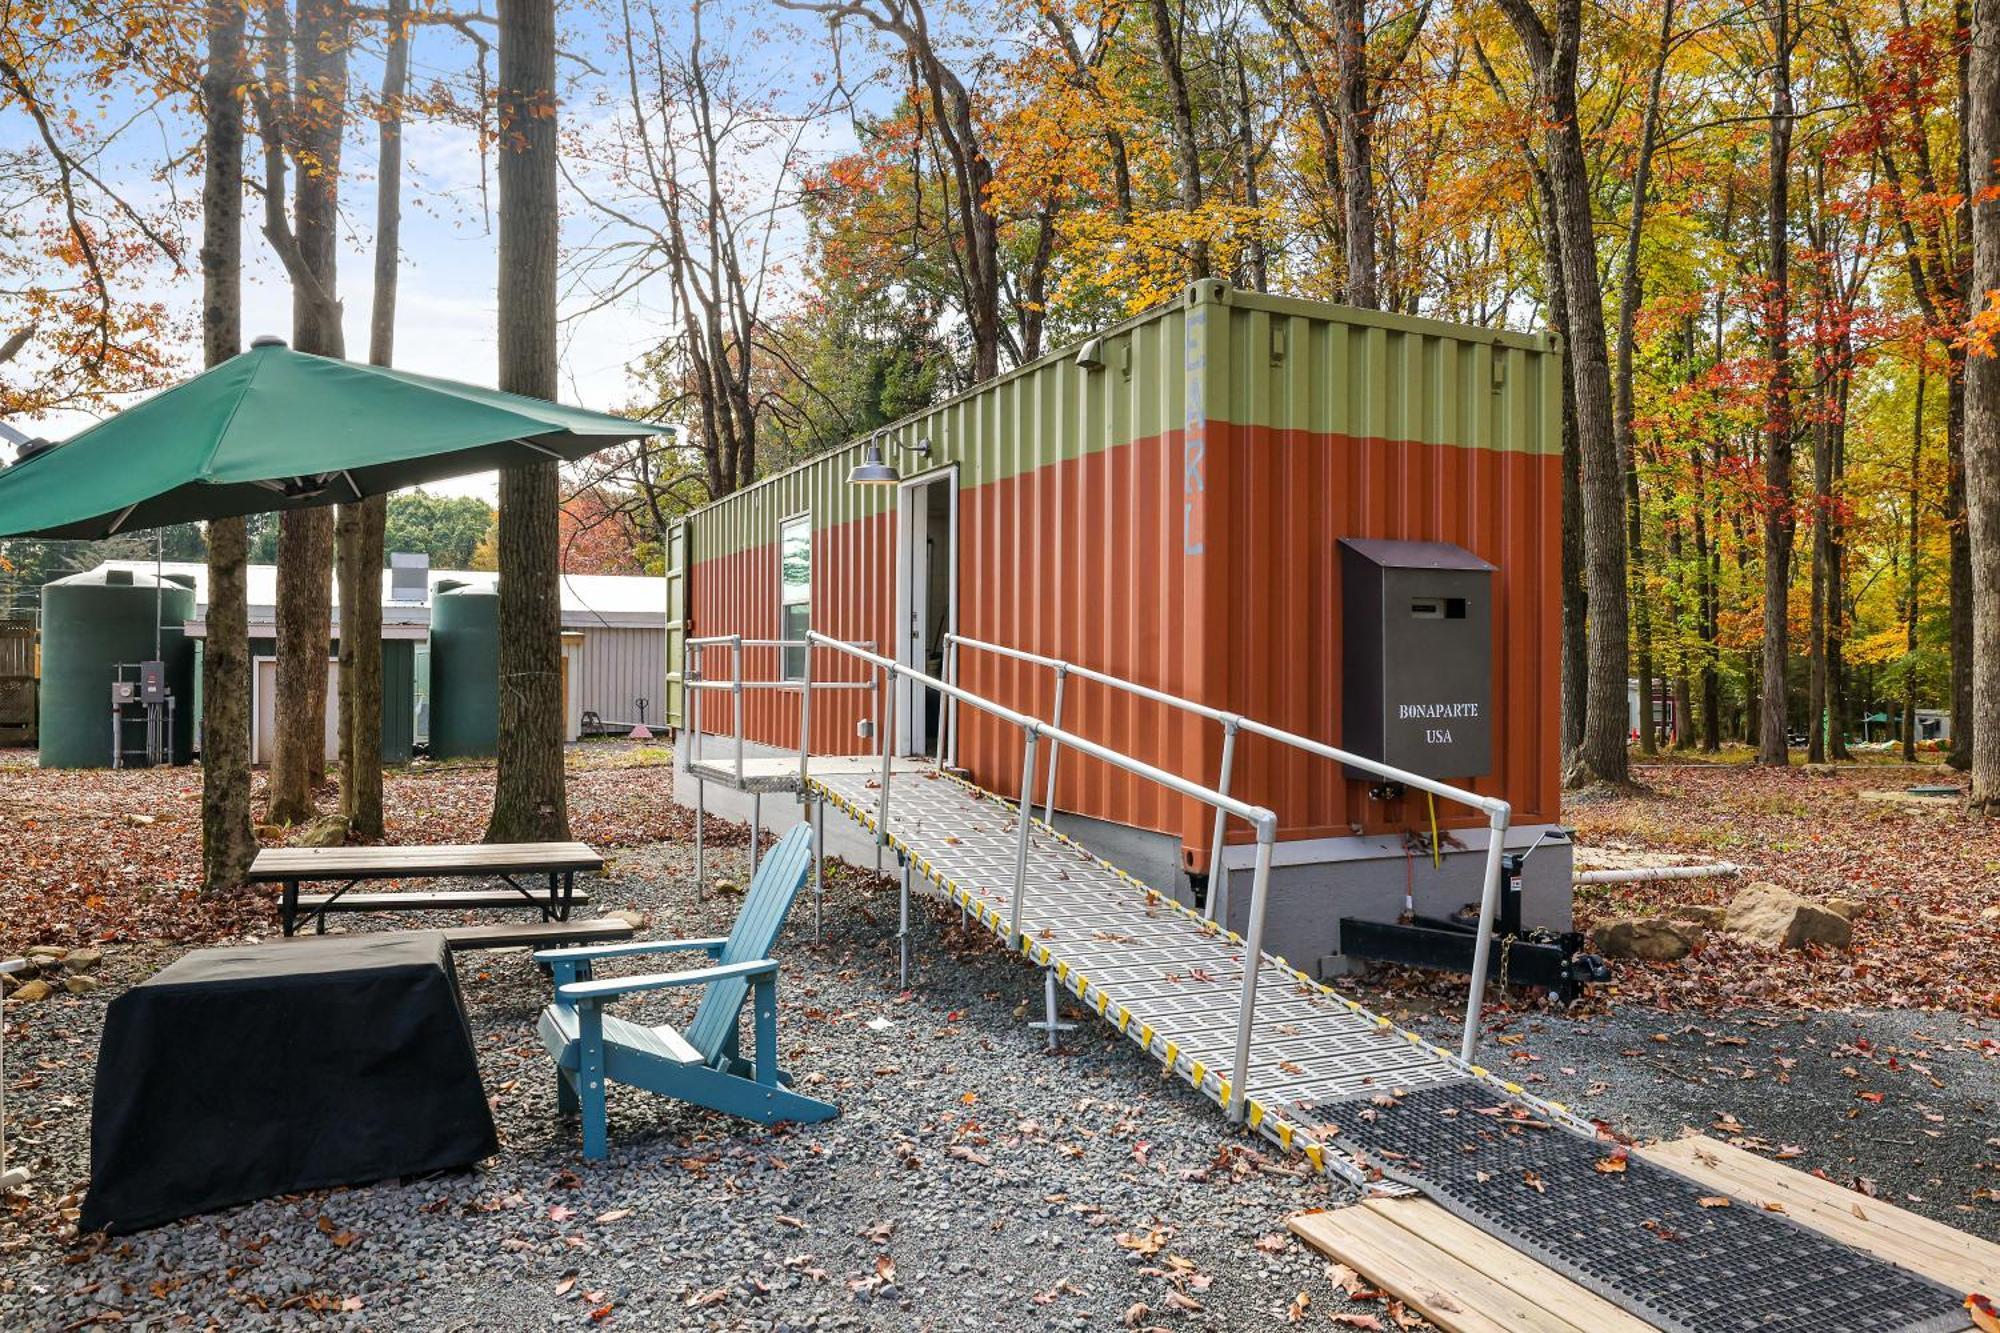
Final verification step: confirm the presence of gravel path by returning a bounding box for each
[3,810,1995,1329]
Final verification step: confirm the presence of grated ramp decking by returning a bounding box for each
[807,763,1575,1180]
[1323,1083,1968,1333]
[806,762,1975,1333]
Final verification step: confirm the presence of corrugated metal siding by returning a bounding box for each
[573,626,667,729]
[685,284,1561,855]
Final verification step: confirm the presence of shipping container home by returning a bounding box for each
[673,282,1569,977]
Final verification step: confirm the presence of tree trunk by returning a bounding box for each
[1757,0,1795,767]
[1965,0,2000,811]
[1808,407,1830,764]
[485,0,569,843]
[200,0,256,893]
[1333,0,1377,306]
[265,0,348,825]
[1616,0,1672,757]
[1827,365,1852,760]
[1539,181,1587,760]
[1496,0,1628,788]
[336,0,408,842]
[1949,360,1974,768]
[1148,0,1207,280]
[1905,360,1926,762]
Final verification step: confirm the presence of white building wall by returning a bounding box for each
[574,626,665,731]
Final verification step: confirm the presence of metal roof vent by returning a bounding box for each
[390,552,430,603]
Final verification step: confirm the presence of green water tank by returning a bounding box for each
[429,584,498,758]
[39,567,197,767]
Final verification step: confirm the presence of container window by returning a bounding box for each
[780,515,810,680]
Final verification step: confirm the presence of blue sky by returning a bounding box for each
[4,1,881,498]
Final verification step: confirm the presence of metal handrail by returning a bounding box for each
[939,632,1512,1066]
[805,631,1281,1122]
[682,635,877,787]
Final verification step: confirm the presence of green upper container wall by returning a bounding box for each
[690,282,1559,564]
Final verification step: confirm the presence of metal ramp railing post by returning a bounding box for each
[800,640,822,943]
[1459,808,1513,1063]
[939,632,1518,1068]
[1228,825,1278,1122]
[1007,723,1040,952]
[729,634,745,788]
[876,662,895,865]
[690,641,705,897]
[1042,664,1067,824]
[1204,715,1240,925]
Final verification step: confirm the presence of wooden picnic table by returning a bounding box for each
[249,842,607,941]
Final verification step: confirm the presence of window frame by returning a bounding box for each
[778,511,811,681]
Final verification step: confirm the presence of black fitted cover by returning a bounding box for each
[80,931,498,1234]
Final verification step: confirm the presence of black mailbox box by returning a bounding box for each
[1340,538,1495,780]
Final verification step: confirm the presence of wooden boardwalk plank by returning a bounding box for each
[1639,1134,1998,1296]
[1289,1199,1653,1333]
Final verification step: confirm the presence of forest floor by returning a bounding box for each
[0,744,1994,1328]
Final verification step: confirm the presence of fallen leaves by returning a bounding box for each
[1114,1222,1172,1255]
[1697,1195,1733,1208]
[1567,765,2000,1016]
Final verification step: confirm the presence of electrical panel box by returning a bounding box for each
[138,660,167,703]
[110,680,137,705]
[1340,538,1495,780]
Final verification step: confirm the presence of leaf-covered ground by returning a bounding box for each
[3,747,1995,1019]
[0,743,706,957]
[1563,761,2000,1017]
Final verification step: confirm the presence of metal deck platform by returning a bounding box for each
[807,761,1584,1186]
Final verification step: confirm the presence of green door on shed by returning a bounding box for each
[664,518,689,730]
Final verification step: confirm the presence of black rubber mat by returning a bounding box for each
[1320,1080,1969,1333]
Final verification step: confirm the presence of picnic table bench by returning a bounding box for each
[249,843,633,951]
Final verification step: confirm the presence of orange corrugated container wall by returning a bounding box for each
[672,281,1561,877]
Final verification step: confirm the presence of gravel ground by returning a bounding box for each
[3,809,1996,1330]
[1,826,1370,1332]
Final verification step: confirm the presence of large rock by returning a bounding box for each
[1723,882,1852,951]
[8,978,52,1003]
[63,946,104,973]
[1672,904,1727,929]
[1594,917,1698,962]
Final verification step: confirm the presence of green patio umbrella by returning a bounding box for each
[0,337,668,538]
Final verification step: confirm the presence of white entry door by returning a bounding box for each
[895,468,957,756]
[253,657,340,766]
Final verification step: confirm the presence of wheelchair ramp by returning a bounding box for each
[806,762,1975,1333]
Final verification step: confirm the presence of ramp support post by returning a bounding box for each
[694,777,706,900]
[897,853,912,987]
[1031,966,1076,1052]
[749,791,761,883]
[811,794,825,944]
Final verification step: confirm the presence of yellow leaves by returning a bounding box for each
[1057,203,1281,315]
[1962,288,2000,360]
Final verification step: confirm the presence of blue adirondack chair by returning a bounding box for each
[535,823,836,1159]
